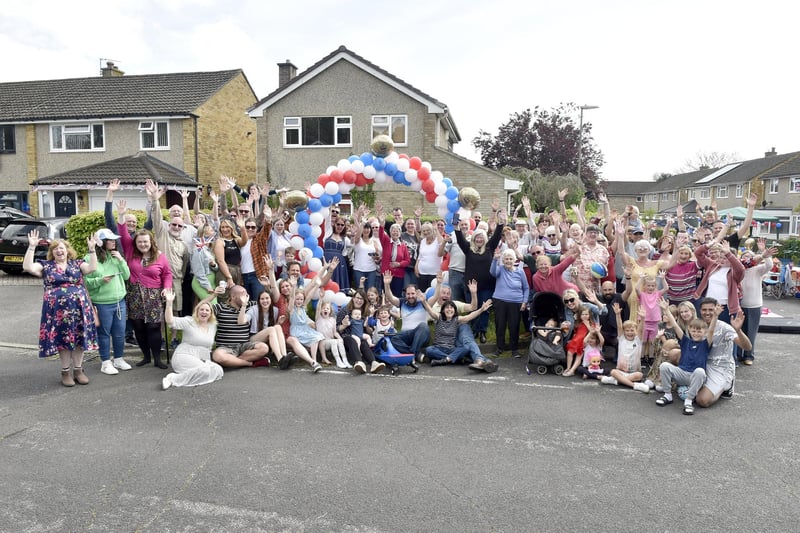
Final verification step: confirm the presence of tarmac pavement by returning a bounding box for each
[1,272,800,531]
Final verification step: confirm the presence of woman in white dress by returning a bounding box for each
[161,288,224,390]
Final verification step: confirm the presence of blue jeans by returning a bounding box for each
[96,300,127,361]
[353,269,379,292]
[242,271,263,301]
[737,306,761,360]
[466,287,493,335]
[426,345,470,363]
[392,323,430,357]
[448,270,466,302]
[457,323,486,363]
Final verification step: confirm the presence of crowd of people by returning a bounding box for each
[25,178,779,415]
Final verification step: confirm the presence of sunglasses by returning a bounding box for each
[245,225,257,230]
[371,226,380,230]
[238,210,250,214]
[532,250,543,255]
[170,223,184,228]
[336,223,345,227]
[546,234,556,237]
[563,298,576,304]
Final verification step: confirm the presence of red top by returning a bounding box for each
[378,227,410,278]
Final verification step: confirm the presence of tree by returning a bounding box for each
[502,167,585,214]
[679,151,740,172]
[472,103,604,194]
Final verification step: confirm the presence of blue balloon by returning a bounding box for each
[304,236,318,249]
[295,211,310,225]
[443,178,453,187]
[313,246,324,259]
[444,212,454,224]
[297,224,312,238]
[384,162,397,175]
[444,224,454,234]
[425,286,435,299]
[360,152,374,166]
[308,198,322,212]
[332,192,342,204]
[448,199,461,213]
[319,193,333,207]
[393,172,405,184]
[348,155,358,163]
[445,186,459,200]
[373,157,386,171]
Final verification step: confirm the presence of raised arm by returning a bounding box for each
[737,193,758,239]
[417,289,440,321]
[105,179,120,230]
[459,298,493,323]
[382,270,400,307]
[659,298,683,340]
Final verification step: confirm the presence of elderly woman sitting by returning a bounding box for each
[490,248,529,358]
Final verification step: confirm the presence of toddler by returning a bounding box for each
[315,301,350,369]
[348,308,373,349]
[601,302,650,393]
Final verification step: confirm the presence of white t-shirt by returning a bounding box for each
[353,238,380,272]
[706,267,730,305]
[416,238,442,276]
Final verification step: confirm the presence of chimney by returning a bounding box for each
[765,147,777,157]
[101,61,124,77]
[277,60,297,87]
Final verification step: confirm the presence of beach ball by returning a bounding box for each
[590,262,608,279]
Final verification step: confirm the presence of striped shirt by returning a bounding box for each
[666,261,698,302]
[213,301,257,347]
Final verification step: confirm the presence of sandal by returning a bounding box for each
[683,403,695,415]
[655,396,673,406]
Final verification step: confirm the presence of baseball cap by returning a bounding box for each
[97,228,120,240]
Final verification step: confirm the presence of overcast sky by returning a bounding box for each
[2,0,797,183]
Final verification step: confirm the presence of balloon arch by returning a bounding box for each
[286,135,479,306]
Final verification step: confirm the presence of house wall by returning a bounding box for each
[0,125,29,191]
[192,73,257,189]
[257,60,428,189]
[764,176,800,209]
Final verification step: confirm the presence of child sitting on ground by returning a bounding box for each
[315,301,350,369]
[348,308,373,349]
[601,302,650,393]
[575,329,605,380]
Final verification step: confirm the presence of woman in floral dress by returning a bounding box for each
[23,230,100,387]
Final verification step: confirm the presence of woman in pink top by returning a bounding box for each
[531,245,579,295]
[119,226,172,369]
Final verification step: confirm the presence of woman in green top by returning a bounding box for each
[84,229,132,375]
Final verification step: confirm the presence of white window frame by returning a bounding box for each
[699,188,710,200]
[672,191,678,201]
[735,184,743,198]
[283,116,352,147]
[50,123,105,152]
[790,177,800,193]
[650,193,658,202]
[661,192,668,200]
[769,178,779,194]
[139,120,170,150]
[716,185,728,198]
[371,115,408,146]
[688,189,696,200]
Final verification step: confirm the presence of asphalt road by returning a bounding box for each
[1,279,799,532]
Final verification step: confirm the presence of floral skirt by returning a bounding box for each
[127,283,164,324]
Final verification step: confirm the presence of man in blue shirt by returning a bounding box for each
[383,272,430,361]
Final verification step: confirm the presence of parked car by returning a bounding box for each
[0,218,70,274]
[0,206,33,229]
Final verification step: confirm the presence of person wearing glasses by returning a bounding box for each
[560,288,607,344]
[323,216,353,293]
[214,216,248,290]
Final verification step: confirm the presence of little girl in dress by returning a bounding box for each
[315,301,350,369]
[287,278,324,373]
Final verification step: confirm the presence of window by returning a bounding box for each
[661,192,669,200]
[735,184,743,198]
[650,193,658,202]
[50,123,104,151]
[372,115,407,145]
[672,191,678,201]
[699,188,710,200]
[769,178,779,194]
[0,125,15,153]
[139,121,169,149]
[688,190,696,200]
[635,195,643,202]
[790,177,800,193]
[717,185,728,198]
[283,116,351,147]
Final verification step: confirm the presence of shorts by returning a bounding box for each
[642,321,659,342]
[215,341,258,357]
[703,364,734,398]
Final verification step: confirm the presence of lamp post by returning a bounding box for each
[577,105,599,185]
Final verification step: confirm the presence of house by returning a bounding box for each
[759,152,800,234]
[0,62,257,217]
[247,46,512,214]
[601,180,653,213]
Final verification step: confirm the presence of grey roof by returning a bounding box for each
[702,151,800,185]
[33,153,196,186]
[644,168,717,192]
[0,70,245,122]
[602,181,653,196]
[761,152,800,179]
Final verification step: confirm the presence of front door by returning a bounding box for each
[54,191,76,217]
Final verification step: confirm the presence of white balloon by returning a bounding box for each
[309,183,324,198]
[434,181,447,195]
[363,165,376,179]
[396,158,410,172]
[435,195,449,208]
[411,180,423,191]
[311,225,322,238]
[326,165,337,175]
[309,212,324,226]
[421,161,432,170]
[405,169,418,182]
[374,171,387,184]
[339,182,353,194]
[308,257,323,272]
[289,221,299,234]
[385,152,399,164]
[325,181,340,195]
[431,170,444,181]
[337,159,351,171]
[333,292,349,307]
[430,278,438,289]
[351,160,365,174]
[289,235,304,249]
[299,247,312,263]
[323,290,335,303]
[437,206,449,217]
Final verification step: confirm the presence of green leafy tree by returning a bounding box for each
[472,103,604,194]
[503,167,585,213]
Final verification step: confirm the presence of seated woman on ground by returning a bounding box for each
[419,292,494,367]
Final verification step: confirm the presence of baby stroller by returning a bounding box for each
[373,332,419,376]
[527,292,567,375]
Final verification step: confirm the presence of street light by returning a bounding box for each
[577,105,599,185]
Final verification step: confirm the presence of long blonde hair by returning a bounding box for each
[470,229,488,255]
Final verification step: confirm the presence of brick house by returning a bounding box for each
[0,62,257,217]
[247,46,512,215]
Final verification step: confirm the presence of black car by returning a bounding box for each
[0,218,70,274]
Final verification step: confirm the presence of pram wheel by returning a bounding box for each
[410,362,419,373]
[390,364,400,376]
[554,364,565,376]
[536,365,548,375]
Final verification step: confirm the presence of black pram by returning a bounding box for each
[527,292,567,375]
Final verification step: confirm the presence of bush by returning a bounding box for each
[65,210,147,256]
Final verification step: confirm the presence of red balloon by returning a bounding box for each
[417,167,431,181]
[398,153,409,160]
[300,264,309,275]
[304,271,316,279]
[355,174,368,187]
[409,157,422,170]
[469,218,476,231]
[325,281,340,293]
[343,170,357,184]
[425,191,438,203]
[318,174,331,186]
[330,169,344,183]
[422,179,436,193]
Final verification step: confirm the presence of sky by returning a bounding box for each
[2,0,798,183]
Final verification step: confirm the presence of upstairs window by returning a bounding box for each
[50,123,104,151]
[372,115,407,145]
[283,116,351,147]
[0,125,15,153]
[790,177,800,193]
[716,185,728,198]
[769,178,779,194]
[139,121,169,149]
[699,188,710,199]
[735,184,743,198]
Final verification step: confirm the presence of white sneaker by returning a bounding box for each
[655,384,666,393]
[113,358,132,370]
[312,362,322,373]
[162,373,174,390]
[600,376,618,386]
[633,382,650,393]
[101,360,119,375]
[644,379,655,390]
[354,361,366,374]
[370,361,386,374]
